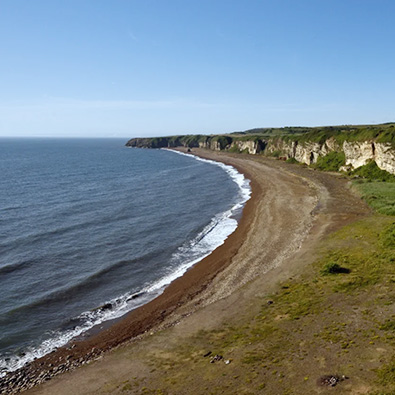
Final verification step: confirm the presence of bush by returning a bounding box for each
[286,157,299,164]
[211,135,232,149]
[351,161,395,182]
[321,262,350,275]
[314,151,346,172]
[271,150,281,158]
[228,145,241,153]
[380,222,395,248]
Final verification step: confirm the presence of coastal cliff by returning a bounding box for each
[126,124,395,174]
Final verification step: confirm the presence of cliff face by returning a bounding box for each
[375,143,395,174]
[342,141,375,169]
[230,140,265,154]
[126,136,395,175]
[198,140,223,151]
[262,138,395,174]
[340,141,395,174]
[264,138,343,165]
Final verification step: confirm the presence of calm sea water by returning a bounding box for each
[0,138,249,375]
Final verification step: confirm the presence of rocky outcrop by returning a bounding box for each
[264,137,342,165]
[230,140,266,154]
[340,141,395,174]
[264,138,395,174]
[371,143,395,175]
[295,142,325,164]
[342,141,375,169]
[126,135,395,175]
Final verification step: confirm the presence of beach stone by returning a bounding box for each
[317,374,341,387]
[101,303,112,311]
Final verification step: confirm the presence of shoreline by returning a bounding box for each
[0,148,259,393]
[1,148,370,394]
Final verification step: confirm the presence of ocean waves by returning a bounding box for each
[0,142,250,377]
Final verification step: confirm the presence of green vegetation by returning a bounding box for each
[280,124,395,146]
[132,215,395,394]
[232,135,263,143]
[109,161,395,394]
[210,135,232,149]
[314,151,346,171]
[127,122,395,150]
[270,150,281,158]
[286,157,299,164]
[352,181,395,216]
[351,161,395,182]
[228,145,241,153]
[321,262,350,275]
[376,358,395,388]
[349,162,395,216]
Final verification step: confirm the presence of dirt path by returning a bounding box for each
[26,150,369,395]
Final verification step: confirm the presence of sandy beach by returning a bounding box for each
[1,149,369,394]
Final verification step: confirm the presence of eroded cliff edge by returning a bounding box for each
[126,124,395,174]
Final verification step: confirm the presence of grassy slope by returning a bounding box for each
[118,181,395,394]
[353,182,395,216]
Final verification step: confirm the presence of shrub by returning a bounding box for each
[228,145,241,153]
[351,161,395,182]
[321,262,350,275]
[314,151,346,172]
[271,150,281,158]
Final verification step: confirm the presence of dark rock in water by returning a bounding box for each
[92,303,113,312]
[127,292,144,301]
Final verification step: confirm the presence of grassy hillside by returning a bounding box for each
[231,123,395,146]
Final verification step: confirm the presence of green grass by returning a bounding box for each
[270,150,281,158]
[136,215,395,394]
[314,151,346,171]
[210,135,232,149]
[128,123,395,150]
[321,262,350,275]
[351,161,395,182]
[353,181,395,215]
[118,145,395,394]
[228,145,241,153]
[376,357,395,388]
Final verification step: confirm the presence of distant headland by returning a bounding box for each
[126,123,395,175]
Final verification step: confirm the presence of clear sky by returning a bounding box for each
[0,0,394,138]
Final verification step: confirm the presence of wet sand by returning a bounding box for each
[1,149,369,394]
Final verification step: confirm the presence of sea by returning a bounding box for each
[0,138,250,376]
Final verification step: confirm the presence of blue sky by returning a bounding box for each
[0,0,394,138]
